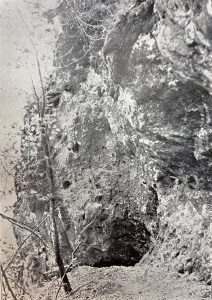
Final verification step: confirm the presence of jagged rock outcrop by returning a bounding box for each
[14,0,211,285]
[154,0,212,94]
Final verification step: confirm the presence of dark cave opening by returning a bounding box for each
[93,244,142,267]
[81,217,153,268]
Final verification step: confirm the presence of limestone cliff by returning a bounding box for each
[14,0,211,286]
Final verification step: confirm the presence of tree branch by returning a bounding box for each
[4,205,61,272]
[16,6,46,118]
[0,213,47,248]
[1,266,17,300]
[0,159,15,178]
[7,275,32,300]
[25,63,41,117]
[58,48,91,69]
[1,275,7,300]
[0,177,8,201]
[54,242,80,300]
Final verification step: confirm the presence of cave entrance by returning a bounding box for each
[91,217,152,268]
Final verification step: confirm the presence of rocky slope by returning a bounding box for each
[14,0,211,295]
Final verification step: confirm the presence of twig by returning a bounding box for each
[54,260,77,300]
[58,48,91,69]
[0,213,47,248]
[70,281,95,297]
[1,266,17,300]
[31,76,41,115]
[15,6,37,53]
[71,242,80,260]
[71,0,97,16]
[70,215,98,259]
[36,56,46,118]
[0,177,8,202]
[77,21,102,42]
[4,204,61,272]
[58,217,73,250]
[54,212,98,299]
[80,215,96,235]
[0,265,3,300]
[7,275,32,300]
[25,63,41,117]
[1,276,7,300]
[16,6,46,118]
[0,159,15,178]
[56,46,74,60]
[0,152,19,160]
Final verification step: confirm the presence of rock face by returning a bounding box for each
[154,0,212,94]
[14,0,211,282]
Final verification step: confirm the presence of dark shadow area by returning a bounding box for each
[93,244,141,267]
[80,217,153,268]
[63,180,71,189]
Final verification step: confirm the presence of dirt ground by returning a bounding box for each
[34,265,211,300]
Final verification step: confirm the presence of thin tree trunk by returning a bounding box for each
[50,199,72,293]
[42,126,72,293]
